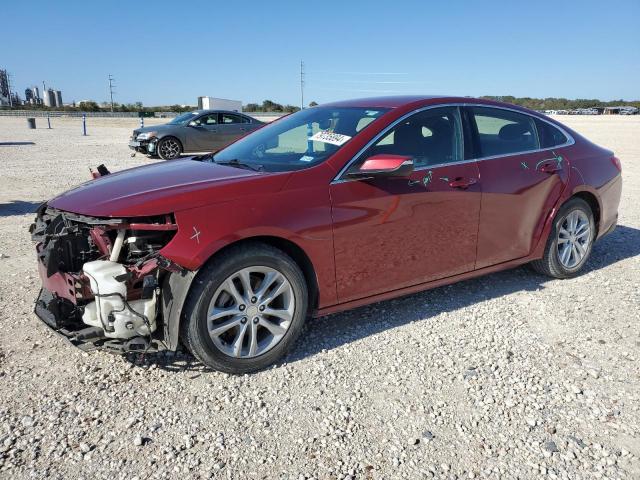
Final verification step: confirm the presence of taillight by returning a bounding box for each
[611,156,622,172]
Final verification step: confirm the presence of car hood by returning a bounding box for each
[133,124,176,135]
[48,159,289,217]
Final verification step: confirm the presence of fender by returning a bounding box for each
[159,186,338,307]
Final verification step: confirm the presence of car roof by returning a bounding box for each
[321,95,532,112]
[322,95,449,108]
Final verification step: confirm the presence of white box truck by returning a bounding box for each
[197,96,242,112]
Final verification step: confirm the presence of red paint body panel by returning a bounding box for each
[42,96,622,316]
[330,162,481,302]
[48,159,286,218]
[158,163,338,307]
[475,149,570,268]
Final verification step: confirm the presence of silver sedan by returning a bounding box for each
[129,110,264,160]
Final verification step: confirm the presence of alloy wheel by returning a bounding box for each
[207,266,295,358]
[159,139,180,159]
[556,210,591,269]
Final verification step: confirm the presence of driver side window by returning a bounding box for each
[351,106,463,171]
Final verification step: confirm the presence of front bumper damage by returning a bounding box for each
[129,136,157,155]
[30,205,185,354]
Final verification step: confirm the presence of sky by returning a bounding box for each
[2,0,639,107]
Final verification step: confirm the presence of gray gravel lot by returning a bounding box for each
[0,115,638,479]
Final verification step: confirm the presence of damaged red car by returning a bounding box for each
[31,96,622,373]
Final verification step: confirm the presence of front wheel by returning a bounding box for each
[531,197,595,278]
[156,137,182,160]
[181,243,308,373]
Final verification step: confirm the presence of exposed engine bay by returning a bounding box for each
[30,204,182,353]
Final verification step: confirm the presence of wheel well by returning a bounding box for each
[572,191,600,235]
[206,236,320,310]
[159,135,183,150]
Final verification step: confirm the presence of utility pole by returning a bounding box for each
[7,72,13,108]
[108,74,115,112]
[300,60,305,110]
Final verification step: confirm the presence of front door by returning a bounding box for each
[330,106,482,303]
[466,106,571,268]
[187,113,221,151]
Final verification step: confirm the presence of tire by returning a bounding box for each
[180,243,308,373]
[531,197,595,278]
[156,137,182,160]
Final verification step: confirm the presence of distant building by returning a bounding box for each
[603,106,638,115]
[0,69,9,106]
[43,88,56,107]
[197,96,242,111]
[25,88,34,103]
[55,90,63,107]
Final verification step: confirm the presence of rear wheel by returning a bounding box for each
[157,137,182,160]
[531,197,595,278]
[181,243,308,373]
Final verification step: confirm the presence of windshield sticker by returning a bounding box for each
[299,155,314,162]
[310,130,351,146]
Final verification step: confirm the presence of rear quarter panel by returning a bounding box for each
[563,133,622,236]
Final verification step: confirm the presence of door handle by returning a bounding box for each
[448,177,477,189]
[538,161,562,173]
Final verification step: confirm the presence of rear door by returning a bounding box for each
[218,113,247,148]
[466,106,570,268]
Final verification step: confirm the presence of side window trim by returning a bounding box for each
[460,106,479,160]
[333,103,575,183]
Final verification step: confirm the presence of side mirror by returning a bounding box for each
[348,154,414,178]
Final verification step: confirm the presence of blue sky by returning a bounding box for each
[2,0,639,106]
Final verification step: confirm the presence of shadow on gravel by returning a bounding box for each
[0,141,36,146]
[128,225,640,372]
[0,200,43,217]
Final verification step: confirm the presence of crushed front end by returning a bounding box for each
[30,205,182,353]
[128,130,158,155]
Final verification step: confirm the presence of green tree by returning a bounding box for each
[78,101,100,112]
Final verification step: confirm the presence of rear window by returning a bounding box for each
[470,107,539,157]
[535,119,568,148]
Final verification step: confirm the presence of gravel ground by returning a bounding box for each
[0,115,638,479]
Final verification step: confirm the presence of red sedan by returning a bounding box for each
[31,96,622,373]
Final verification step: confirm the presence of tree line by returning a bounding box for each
[7,97,637,113]
[6,99,320,113]
[481,96,640,110]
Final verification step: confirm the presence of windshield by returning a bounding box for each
[168,112,199,125]
[210,107,389,172]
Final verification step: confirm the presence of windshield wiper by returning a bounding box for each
[214,158,264,172]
